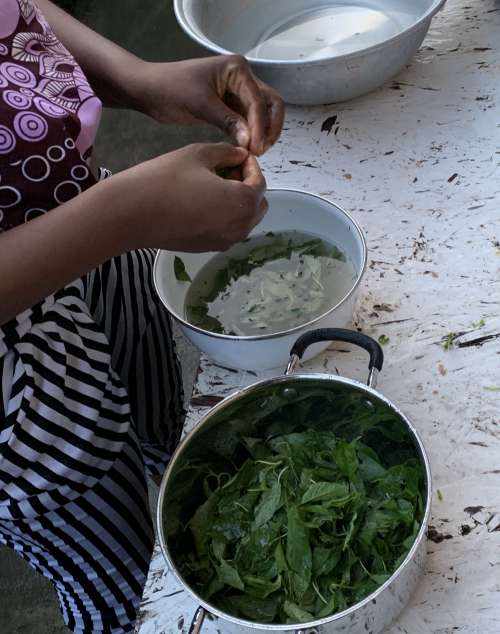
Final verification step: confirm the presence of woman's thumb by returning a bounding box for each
[205,97,251,149]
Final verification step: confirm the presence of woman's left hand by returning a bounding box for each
[137,56,285,156]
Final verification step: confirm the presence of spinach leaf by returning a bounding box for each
[254,480,282,528]
[227,595,278,622]
[185,304,224,334]
[334,441,359,480]
[216,559,245,591]
[286,506,312,587]
[189,492,219,556]
[283,601,315,623]
[242,574,282,599]
[174,256,191,282]
[301,482,350,505]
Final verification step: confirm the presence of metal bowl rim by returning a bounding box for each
[157,372,432,630]
[173,0,445,66]
[153,188,367,343]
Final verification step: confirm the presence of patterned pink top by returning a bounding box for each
[0,0,102,231]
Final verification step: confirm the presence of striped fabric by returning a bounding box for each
[0,247,185,632]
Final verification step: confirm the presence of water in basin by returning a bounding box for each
[239,1,423,61]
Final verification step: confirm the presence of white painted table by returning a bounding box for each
[137,0,500,631]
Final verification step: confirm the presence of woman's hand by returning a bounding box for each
[0,143,266,324]
[36,3,284,153]
[112,142,268,252]
[137,57,285,156]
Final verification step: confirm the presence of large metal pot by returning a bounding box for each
[173,0,446,105]
[157,328,432,634]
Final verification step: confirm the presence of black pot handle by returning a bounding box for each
[288,328,384,387]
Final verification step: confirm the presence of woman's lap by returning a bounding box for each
[0,248,185,632]
[84,248,185,474]
[1,427,153,633]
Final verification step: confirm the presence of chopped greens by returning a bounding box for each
[174,256,191,282]
[441,332,457,351]
[185,231,355,336]
[171,391,425,625]
[378,334,390,346]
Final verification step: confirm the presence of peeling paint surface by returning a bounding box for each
[137,1,500,631]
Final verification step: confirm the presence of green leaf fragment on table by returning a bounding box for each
[174,256,191,282]
[442,332,457,350]
[378,334,390,346]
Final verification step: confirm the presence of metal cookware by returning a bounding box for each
[173,0,446,105]
[157,328,432,634]
[154,189,367,372]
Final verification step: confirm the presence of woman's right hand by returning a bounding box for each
[111,142,268,253]
[0,142,267,324]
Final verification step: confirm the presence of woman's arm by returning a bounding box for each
[36,0,144,110]
[36,0,284,155]
[0,143,266,326]
[0,175,131,324]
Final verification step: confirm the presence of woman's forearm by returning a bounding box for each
[36,1,285,152]
[0,179,134,326]
[36,0,146,110]
[0,140,268,326]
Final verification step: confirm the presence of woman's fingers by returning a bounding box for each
[204,95,251,149]
[223,56,270,155]
[199,142,248,169]
[259,82,285,152]
[241,154,266,197]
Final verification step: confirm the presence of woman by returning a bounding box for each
[0,0,284,631]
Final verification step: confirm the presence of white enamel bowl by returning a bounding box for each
[154,189,367,371]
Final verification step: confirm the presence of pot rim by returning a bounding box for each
[173,0,445,67]
[157,372,432,630]
[153,188,367,343]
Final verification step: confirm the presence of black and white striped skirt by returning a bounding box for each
[0,248,185,632]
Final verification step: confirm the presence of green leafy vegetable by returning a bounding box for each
[174,256,191,282]
[378,334,390,346]
[441,332,457,350]
[186,305,224,334]
[173,413,425,624]
[286,506,312,598]
[254,480,282,528]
